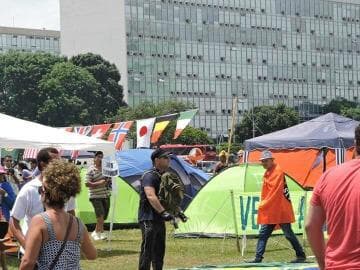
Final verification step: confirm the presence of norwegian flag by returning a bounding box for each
[23,148,39,159]
[91,124,112,139]
[108,121,133,150]
[71,126,94,159]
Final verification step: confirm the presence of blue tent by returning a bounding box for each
[116,149,210,208]
[245,113,359,150]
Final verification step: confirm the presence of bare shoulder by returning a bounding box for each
[29,214,46,228]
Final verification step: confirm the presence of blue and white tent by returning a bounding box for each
[116,149,210,208]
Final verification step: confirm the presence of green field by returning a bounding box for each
[6,226,315,269]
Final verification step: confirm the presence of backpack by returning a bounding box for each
[158,171,185,216]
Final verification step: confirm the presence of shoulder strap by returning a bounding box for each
[48,215,73,270]
[40,213,56,241]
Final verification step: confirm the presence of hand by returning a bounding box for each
[160,211,174,222]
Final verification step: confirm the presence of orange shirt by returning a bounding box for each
[311,159,360,269]
[257,164,295,225]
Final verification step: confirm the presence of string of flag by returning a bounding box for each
[23,109,198,158]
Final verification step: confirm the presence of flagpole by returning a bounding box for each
[226,97,237,165]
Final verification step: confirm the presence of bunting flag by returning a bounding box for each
[91,124,112,139]
[137,118,156,148]
[173,109,198,139]
[58,127,73,133]
[150,113,178,144]
[71,126,93,159]
[73,126,93,136]
[107,121,133,150]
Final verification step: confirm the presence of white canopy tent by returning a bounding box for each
[0,113,115,155]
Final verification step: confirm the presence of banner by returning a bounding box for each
[136,118,156,148]
[233,192,309,235]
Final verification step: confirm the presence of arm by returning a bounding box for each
[81,225,97,260]
[9,217,26,248]
[85,179,106,188]
[9,189,28,248]
[144,186,165,214]
[19,216,43,270]
[305,204,326,270]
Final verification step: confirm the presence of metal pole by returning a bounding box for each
[230,190,241,253]
[226,97,237,164]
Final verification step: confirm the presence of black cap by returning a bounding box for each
[151,148,170,162]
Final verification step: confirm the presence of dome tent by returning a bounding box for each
[175,164,306,237]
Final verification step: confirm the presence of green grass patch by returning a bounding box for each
[6,225,315,269]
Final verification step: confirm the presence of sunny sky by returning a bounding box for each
[0,0,59,30]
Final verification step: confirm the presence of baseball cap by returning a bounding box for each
[237,150,244,156]
[259,150,273,161]
[0,166,6,174]
[151,148,171,162]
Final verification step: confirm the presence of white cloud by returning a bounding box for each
[0,0,59,30]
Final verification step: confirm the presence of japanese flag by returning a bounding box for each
[136,117,156,148]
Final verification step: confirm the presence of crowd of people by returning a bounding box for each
[0,125,357,269]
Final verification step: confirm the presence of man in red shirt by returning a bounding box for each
[306,125,360,270]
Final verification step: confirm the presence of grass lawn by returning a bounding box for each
[6,225,315,269]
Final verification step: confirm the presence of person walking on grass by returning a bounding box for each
[306,125,360,270]
[248,150,306,263]
[86,151,111,241]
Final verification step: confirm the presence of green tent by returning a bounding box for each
[175,164,308,237]
[76,169,139,225]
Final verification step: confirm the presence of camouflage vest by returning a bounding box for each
[158,171,185,216]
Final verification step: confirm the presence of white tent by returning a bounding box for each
[0,113,115,155]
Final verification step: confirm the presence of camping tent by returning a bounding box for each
[116,149,210,207]
[0,113,115,155]
[175,164,306,237]
[76,169,139,225]
[244,113,358,188]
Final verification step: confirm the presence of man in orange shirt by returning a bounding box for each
[249,150,306,263]
[306,125,360,270]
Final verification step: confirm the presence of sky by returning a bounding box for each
[0,0,59,30]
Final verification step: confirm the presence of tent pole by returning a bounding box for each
[227,97,237,165]
[230,190,241,253]
[107,176,117,251]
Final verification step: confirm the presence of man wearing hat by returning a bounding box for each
[138,148,174,270]
[249,150,306,263]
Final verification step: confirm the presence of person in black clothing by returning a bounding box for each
[138,149,174,270]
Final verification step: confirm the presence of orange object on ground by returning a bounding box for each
[257,164,295,225]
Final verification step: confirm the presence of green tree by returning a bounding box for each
[37,62,101,126]
[70,53,126,118]
[0,51,64,120]
[341,107,360,121]
[323,98,357,114]
[235,104,299,142]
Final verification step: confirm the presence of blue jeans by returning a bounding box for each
[255,224,305,260]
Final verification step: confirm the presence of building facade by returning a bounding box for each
[61,0,360,137]
[0,26,60,54]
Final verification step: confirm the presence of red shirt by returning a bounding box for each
[311,159,360,269]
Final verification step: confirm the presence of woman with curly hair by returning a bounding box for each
[19,160,97,270]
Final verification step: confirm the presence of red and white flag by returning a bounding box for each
[23,148,39,159]
[91,124,112,139]
[136,118,156,148]
[107,121,133,150]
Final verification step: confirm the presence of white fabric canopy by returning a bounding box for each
[0,113,115,156]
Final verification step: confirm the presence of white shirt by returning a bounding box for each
[11,177,76,236]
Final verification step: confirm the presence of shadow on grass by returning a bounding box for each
[96,249,138,258]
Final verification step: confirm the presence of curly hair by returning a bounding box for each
[42,159,81,209]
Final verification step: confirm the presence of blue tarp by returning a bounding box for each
[116,149,210,208]
[245,113,359,150]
